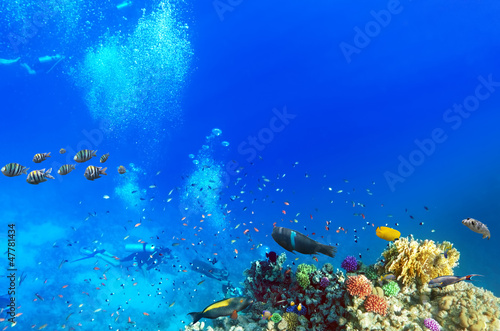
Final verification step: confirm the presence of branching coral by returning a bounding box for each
[345,275,372,299]
[296,263,316,289]
[282,312,298,331]
[381,236,459,287]
[382,281,400,296]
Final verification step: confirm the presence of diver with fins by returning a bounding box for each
[71,246,120,267]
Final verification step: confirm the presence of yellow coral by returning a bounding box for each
[282,312,298,331]
[381,236,459,287]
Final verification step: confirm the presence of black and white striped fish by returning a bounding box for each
[84,166,107,181]
[100,153,110,163]
[74,149,97,163]
[33,152,51,163]
[58,164,76,176]
[1,163,29,177]
[27,168,55,185]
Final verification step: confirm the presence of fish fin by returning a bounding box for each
[318,244,337,258]
[23,167,29,175]
[231,310,238,320]
[188,312,203,325]
[100,167,108,175]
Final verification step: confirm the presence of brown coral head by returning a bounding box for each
[346,275,372,299]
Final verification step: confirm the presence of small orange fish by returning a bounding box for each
[182,223,188,226]
[284,201,289,205]
[135,223,141,227]
[313,256,318,262]
[182,270,187,272]
[361,214,365,219]
[310,214,313,219]
[93,267,100,270]
[62,285,68,288]
[14,313,22,317]
[181,216,186,221]
[273,222,277,227]
[282,210,286,214]
[58,294,63,298]
[133,282,138,286]
[336,229,340,233]
[234,249,238,254]
[325,226,329,231]
[128,317,133,324]
[39,324,48,330]
[243,229,249,235]
[254,227,259,232]
[143,312,149,316]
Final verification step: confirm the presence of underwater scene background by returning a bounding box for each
[0,0,500,330]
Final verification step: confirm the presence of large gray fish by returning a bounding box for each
[462,218,490,240]
[428,274,482,289]
[272,226,337,257]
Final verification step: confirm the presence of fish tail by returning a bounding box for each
[318,244,337,258]
[188,312,203,325]
[101,167,108,175]
[23,167,29,175]
[464,274,483,281]
[45,168,55,179]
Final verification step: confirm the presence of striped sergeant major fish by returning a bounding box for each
[27,168,55,185]
[1,163,29,177]
[33,152,51,163]
[74,149,97,163]
[84,166,107,181]
[58,164,76,176]
[272,226,337,258]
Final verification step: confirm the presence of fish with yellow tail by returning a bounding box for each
[188,297,253,324]
[428,274,483,289]
[26,168,54,185]
[462,218,490,240]
[375,226,400,241]
[84,166,107,181]
[272,226,336,257]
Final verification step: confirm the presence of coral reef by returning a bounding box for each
[380,236,460,287]
[319,276,330,288]
[363,294,388,316]
[183,237,500,331]
[424,317,441,331]
[296,263,316,290]
[382,281,400,297]
[363,265,378,281]
[345,275,372,299]
[270,313,281,323]
[341,255,358,273]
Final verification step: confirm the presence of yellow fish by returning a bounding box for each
[376,226,400,241]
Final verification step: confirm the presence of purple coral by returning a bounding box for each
[341,255,358,272]
[320,277,330,288]
[424,318,441,331]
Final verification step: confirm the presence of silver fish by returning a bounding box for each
[2,163,29,177]
[462,218,490,240]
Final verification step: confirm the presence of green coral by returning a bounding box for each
[297,263,316,274]
[270,312,282,323]
[382,281,400,296]
[296,271,310,289]
[364,265,378,280]
[283,312,298,331]
[296,263,316,289]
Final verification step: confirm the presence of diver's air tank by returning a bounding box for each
[125,243,155,252]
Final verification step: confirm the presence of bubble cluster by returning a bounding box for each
[73,1,193,141]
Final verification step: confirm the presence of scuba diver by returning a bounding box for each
[71,246,121,267]
[121,243,174,273]
[190,258,229,281]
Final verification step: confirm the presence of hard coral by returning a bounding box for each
[382,281,400,296]
[341,256,358,272]
[364,294,388,316]
[320,276,330,288]
[270,312,282,323]
[381,236,459,287]
[282,312,298,331]
[424,317,441,331]
[345,275,372,299]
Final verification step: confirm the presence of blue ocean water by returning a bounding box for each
[1,0,499,329]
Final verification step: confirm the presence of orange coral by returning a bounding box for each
[364,294,388,316]
[345,275,372,299]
